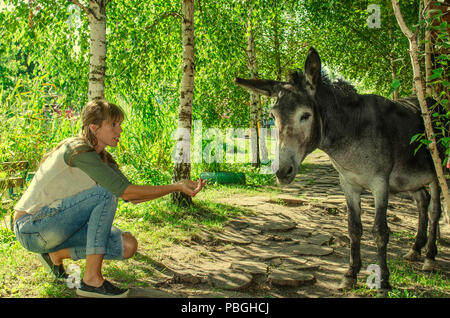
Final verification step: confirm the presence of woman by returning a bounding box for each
[13,100,206,298]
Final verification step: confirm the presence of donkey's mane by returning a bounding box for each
[288,69,358,99]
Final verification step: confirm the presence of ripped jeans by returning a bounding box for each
[14,186,127,260]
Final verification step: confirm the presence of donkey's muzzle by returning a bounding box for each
[276,163,297,185]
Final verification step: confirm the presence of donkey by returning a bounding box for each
[235,47,442,296]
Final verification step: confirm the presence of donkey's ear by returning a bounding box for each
[234,78,283,97]
[304,47,321,95]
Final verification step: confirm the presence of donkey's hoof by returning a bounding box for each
[404,249,421,261]
[338,276,357,290]
[422,258,437,271]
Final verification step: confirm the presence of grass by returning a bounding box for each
[0,181,278,298]
[387,258,450,298]
[350,257,450,298]
[3,180,449,298]
[1,130,449,299]
[349,228,450,298]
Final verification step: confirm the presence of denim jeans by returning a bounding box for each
[14,186,126,260]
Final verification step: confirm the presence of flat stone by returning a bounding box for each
[213,230,252,245]
[172,271,206,285]
[306,234,333,246]
[270,197,309,207]
[289,228,313,237]
[230,261,267,275]
[261,220,297,232]
[287,244,334,256]
[257,253,290,261]
[268,269,316,287]
[209,270,253,291]
[240,227,261,236]
[267,235,292,242]
[282,263,320,271]
[282,257,308,266]
[226,219,249,230]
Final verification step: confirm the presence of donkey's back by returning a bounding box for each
[332,93,437,194]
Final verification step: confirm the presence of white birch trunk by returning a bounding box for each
[423,0,434,97]
[87,0,107,101]
[172,0,195,205]
[246,12,268,167]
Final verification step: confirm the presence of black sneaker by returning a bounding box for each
[76,280,129,298]
[37,253,68,280]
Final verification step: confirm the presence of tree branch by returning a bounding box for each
[392,0,414,39]
[392,0,450,226]
[68,0,90,17]
[145,11,183,32]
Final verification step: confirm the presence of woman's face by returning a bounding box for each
[90,118,123,152]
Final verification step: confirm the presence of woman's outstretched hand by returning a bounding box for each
[177,178,207,197]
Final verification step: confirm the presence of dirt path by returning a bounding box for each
[130,150,450,298]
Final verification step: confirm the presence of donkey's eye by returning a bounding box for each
[300,113,311,121]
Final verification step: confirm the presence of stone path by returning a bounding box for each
[131,150,450,298]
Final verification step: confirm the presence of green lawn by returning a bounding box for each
[1,182,449,298]
[0,183,278,298]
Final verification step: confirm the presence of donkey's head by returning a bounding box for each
[235,47,323,184]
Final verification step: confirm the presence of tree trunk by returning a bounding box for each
[423,0,433,97]
[273,14,282,81]
[392,0,450,226]
[246,11,267,167]
[28,0,34,29]
[390,55,399,101]
[388,28,399,100]
[87,0,107,101]
[69,0,107,101]
[172,0,195,206]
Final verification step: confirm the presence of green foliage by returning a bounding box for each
[0,227,15,244]
[1,0,447,177]
[301,0,417,96]
[407,1,450,164]
[0,75,80,166]
[2,1,449,299]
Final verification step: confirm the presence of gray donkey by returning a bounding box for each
[235,47,442,296]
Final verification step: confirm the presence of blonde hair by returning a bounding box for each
[40,100,125,167]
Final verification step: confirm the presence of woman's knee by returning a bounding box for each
[97,187,117,201]
[122,232,138,259]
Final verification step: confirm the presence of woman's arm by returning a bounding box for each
[121,179,206,204]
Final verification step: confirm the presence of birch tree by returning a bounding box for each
[246,9,261,167]
[70,0,109,101]
[172,0,195,206]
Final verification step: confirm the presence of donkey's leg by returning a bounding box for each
[423,179,441,271]
[404,188,430,261]
[371,179,391,293]
[338,176,363,290]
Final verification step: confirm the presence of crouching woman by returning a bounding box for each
[12,100,206,298]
